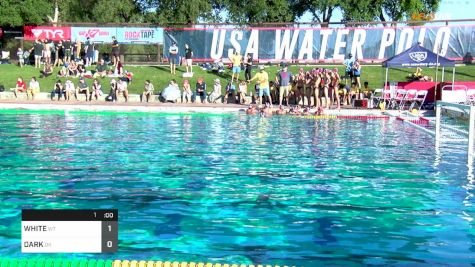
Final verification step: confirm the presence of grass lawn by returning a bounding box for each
[1,63,474,95]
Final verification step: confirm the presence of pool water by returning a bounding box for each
[0,113,474,266]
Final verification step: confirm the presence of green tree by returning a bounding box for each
[91,0,143,23]
[143,0,214,24]
[290,0,340,25]
[225,0,296,24]
[0,0,52,26]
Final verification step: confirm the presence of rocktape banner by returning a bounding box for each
[164,25,475,61]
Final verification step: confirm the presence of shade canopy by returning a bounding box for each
[382,44,455,68]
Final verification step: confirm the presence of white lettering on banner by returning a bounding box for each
[418,28,426,46]
[351,29,366,59]
[319,29,333,60]
[32,29,64,39]
[333,29,349,60]
[433,27,450,57]
[210,29,226,60]
[245,30,259,58]
[275,30,300,60]
[228,30,243,57]
[378,28,396,59]
[298,30,313,60]
[397,28,414,54]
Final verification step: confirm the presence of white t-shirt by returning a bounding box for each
[169,45,178,55]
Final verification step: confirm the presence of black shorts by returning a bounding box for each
[345,70,354,78]
[112,51,120,57]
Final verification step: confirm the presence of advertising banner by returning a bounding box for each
[71,27,116,43]
[0,27,23,39]
[163,25,475,61]
[116,27,163,43]
[24,26,71,41]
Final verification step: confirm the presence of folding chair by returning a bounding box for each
[410,90,428,110]
[390,89,406,109]
[399,89,418,110]
[465,89,475,105]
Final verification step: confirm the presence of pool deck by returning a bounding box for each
[0,100,435,117]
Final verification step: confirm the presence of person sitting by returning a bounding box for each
[64,80,75,101]
[238,80,248,104]
[51,80,65,101]
[182,80,192,103]
[40,63,53,78]
[68,60,78,77]
[27,77,40,100]
[409,67,424,81]
[12,77,26,98]
[90,78,103,101]
[208,79,222,103]
[362,81,372,99]
[75,77,90,101]
[116,79,128,102]
[77,63,86,77]
[115,60,124,76]
[109,79,118,102]
[195,77,207,103]
[142,80,155,103]
[58,65,68,77]
[161,80,181,103]
[302,107,310,115]
[224,81,237,104]
[94,59,108,78]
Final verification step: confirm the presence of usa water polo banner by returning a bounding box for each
[71,27,117,42]
[116,27,163,43]
[164,25,475,61]
[24,26,71,41]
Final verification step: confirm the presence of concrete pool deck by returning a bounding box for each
[0,100,435,117]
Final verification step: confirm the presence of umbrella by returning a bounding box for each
[162,85,181,102]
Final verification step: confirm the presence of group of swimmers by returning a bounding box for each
[245,104,325,117]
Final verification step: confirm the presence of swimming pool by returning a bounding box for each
[0,112,473,266]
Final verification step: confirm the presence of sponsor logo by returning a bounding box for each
[31,29,65,39]
[124,30,155,40]
[409,52,427,62]
[77,28,112,38]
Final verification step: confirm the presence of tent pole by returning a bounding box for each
[384,68,388,104]
[441,67,445,82]
[452,67,455,90]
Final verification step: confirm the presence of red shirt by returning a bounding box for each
[16,81,26,90]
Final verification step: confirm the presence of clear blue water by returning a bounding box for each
[0,112,474,266]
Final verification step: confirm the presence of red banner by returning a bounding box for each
[24,26,71,41]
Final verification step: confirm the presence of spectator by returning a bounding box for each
[90,79,103,101]
[74,38,81,61]
[169,42,179,75]
[31,39,43,68]
[244,54,253,81]
[142,80,155,103]
[68,60,78,77]
[238,80,248,104]
[249,65,272,106]
[85,37,94,67]
[64,80,75,101]
[17,48,24,68]
[161,80,181,103]
[208,79,222,103]
[111,36,120,66]
[12,77,26,98]
[109,79,118,102]
[44,39,52,65]
[343,53,355,85]
[27,77,40,100]
[195,77,207,103]
[224,81,237,104]
[77,63,86,77]
[114,60,124,76]
[353,59,362,90]
[116,79,128,102]
[63,39,72,63]
[295,68,305,105]
[276,63,292,107]
[40,63,53,78]
[54,40,64,67]
[75,77,90,101]
[184,43,193,73]
[94,59,108,78]
[229,51,242,83]
[182,80,192,103]
[362,81,372,99]
[51,80,64,101]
